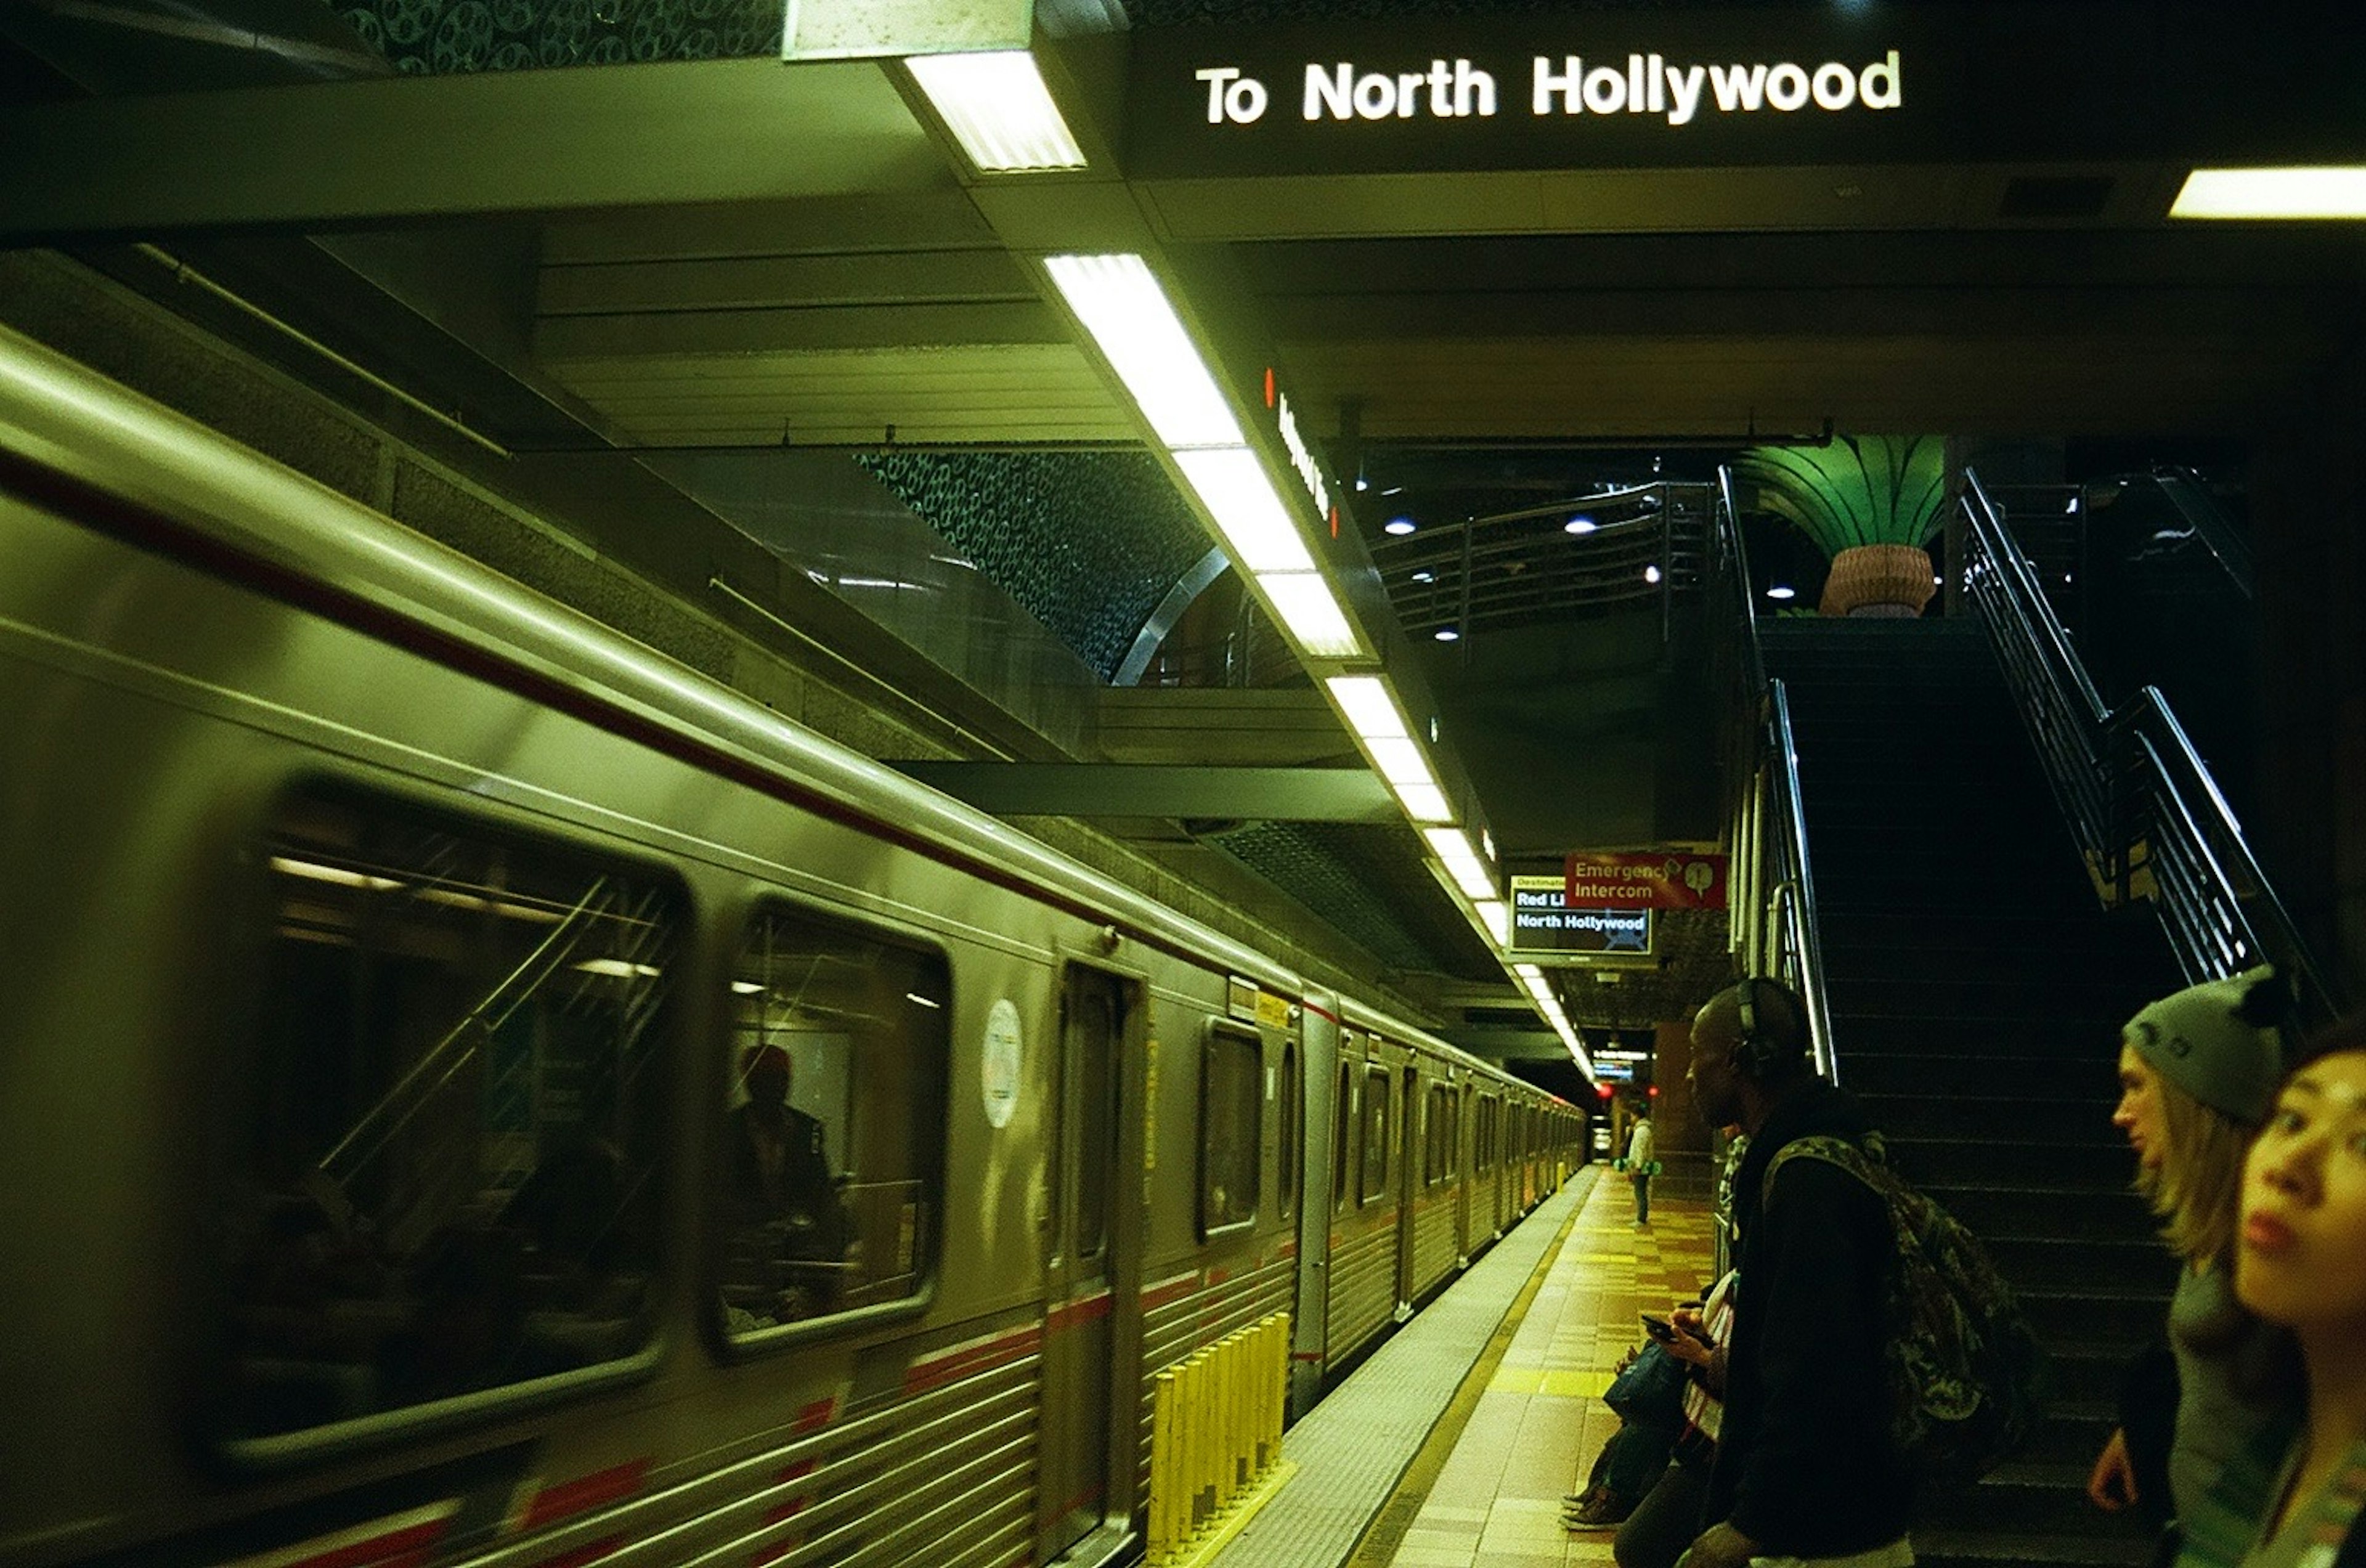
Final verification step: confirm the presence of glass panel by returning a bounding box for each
[1073,980,1118,1266]
[1199,1026,1261,1234]
[1278,1041,1302,1222]
[718,903,948,1336]
[1359,1065,1391,1203]
[1332,1058,1355,1211]
[221,788,677,1441]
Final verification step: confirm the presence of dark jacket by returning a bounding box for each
[1706,1078,1916,1556]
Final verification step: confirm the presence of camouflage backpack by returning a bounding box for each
[1762,1132,2052,1493]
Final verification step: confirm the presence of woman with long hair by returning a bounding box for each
[2089,967,2295,1558]
[2213,1011,2366,1565]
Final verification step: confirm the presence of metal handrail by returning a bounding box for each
[1712,467,1837,1080]
[1960,471,2342,1028]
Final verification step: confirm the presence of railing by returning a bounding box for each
[1711,469,1837,1081]
[1960,471,2341,1028]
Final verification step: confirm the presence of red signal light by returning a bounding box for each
[1596,1083,1614,1100]
[1646,1084,1660,1098]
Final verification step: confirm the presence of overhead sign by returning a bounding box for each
[1592,1046,1651,1084]
[1564,851,1727,911]
[1510,875,1654,956]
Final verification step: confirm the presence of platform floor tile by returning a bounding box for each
[1377,1174,1720,1568]
[1203,1174,1595,1568]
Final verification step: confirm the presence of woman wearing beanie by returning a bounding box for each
[2088,965,2297,1564]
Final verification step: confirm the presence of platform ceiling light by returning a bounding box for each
[1423,826,1498,902]
[1566,515,1598,534]
[1383,516,1417,535]
[1170,447,1318,574]
[1043,254,1238,447]
[1644,564,1663,584]
[1325,674,1406,741]
[2171,166,2366,220]
[905,51,1087,172]
[1434,627,1460,642]
[1256,571,1362,659]
[1766,584,1796,601]
[1472,899,1508,944]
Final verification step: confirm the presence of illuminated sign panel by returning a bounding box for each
[1509,875,1654,956]
[1564,851,1727,911]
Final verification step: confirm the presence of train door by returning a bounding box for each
[1288,1005,1331,1417]
[1394,1061,1421,1315]
[1038,964,1142,1565]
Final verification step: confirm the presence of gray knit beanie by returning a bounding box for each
[2123,964,2288,1126]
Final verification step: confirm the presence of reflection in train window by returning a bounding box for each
[718,903,948,1338]
[1359,1065,1391,1204]
[1332,1057,1355,1211]
[221,788,679,1443]
[1199,1025,1261,1236]
[1279,1040,1303,1223]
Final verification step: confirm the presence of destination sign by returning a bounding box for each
[1509,875,1654,956]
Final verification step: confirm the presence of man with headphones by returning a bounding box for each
[1672,979,1914,1568]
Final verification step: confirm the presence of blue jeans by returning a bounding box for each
[1632,1172,1652,1224]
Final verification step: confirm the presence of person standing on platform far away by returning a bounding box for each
[2088,967,2296,1568]
[1624,1105,1658,1227]
[2202,1010,2366,1567]
[1675,978,1913,1568]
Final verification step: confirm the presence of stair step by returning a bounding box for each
[1844,1054,2118,1100]
[1919,1183,2157,1244]
[1855,1092,2112,1145]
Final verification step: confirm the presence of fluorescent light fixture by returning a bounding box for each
[1515,963,1543,979]
[1644,564,1663,584]
[1434,627,1460,643]
[2171,166,2366,220]
[1256,571,1363,658]
[576,959,662,978]
[1472,900,1508,944]
[1326,675,1407,742]
[1384,516,1417,535]
[730,980,766,994]
[1366,736,1441,792]
[1410,569,1434,583]
[1391,779,1454,824]
[906,51,1087,172]
[1173,447,1317,574]
[1423,826,1497,901]
[1566,516,1597,534]
[1044,254,1239,447]
[905,991,943,1009]
[1766,584,1795,601]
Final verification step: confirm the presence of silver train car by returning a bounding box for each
[0,323,1584,1568]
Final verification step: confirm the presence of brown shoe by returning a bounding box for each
[1563,1492,1628,1530]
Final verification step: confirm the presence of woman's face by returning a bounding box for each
[2235,1049,2366,1332]
[2113,1043,2169,1171]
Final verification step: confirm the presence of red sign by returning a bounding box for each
[1563,851,1728,911]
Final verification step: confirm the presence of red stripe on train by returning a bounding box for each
[1047,1291,1112,1334]
[1141,1271,1200,1310]
[281,1517,447,1568]
[904,1324,1045,1395]
[521,1460,651,1532]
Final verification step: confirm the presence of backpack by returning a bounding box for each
[1762,1132,2052,1493]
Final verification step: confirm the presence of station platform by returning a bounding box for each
[1207,1169,1719,1568]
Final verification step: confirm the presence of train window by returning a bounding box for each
[1358,1065,1391,1203]
[718,902,949,1339]
[1331,1057,1355,1210]
[1199,1024,1262,1236]
[219,787,680,1447]
[1278,1039,1303,1222]
[1423,1084,1451,1187]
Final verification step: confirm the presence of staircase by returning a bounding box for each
[1761,616,2185,1568]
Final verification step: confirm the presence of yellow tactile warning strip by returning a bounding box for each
[1378,1177,1720,1568]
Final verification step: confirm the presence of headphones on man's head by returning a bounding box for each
[1732,977,1789,1077]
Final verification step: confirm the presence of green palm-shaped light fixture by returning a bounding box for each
[1734,434,1949,615]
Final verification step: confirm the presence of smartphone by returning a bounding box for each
[1640,1313,1677,1343]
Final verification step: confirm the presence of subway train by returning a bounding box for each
[0,323,1583,1568]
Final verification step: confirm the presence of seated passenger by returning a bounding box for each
[724,1044,844,1317]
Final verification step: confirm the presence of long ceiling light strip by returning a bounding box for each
[2170,166,2366,220]
[1043,254,1239,447]
[905,51,1087,173]
[1047,256,1572,1060]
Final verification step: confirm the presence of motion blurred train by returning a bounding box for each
[0,322,1582,1568]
